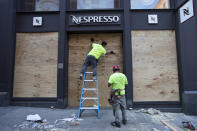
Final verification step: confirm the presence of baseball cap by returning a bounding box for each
[113,65,120,70]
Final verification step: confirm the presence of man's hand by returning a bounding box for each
[106,51,115,55]
[89,38,94,50]
[108,98,113,105]
[110,51,115,54]
[108,83,112,87]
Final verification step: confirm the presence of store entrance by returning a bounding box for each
[68,33,123,107]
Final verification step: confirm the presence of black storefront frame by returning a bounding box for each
[8,0,184,111]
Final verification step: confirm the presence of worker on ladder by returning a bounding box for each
[108,65,128,128]
[80,38,114,81]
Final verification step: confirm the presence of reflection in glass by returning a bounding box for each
[17,0,59,11]
[78,0,114,9]
[35,0,59,11]
[130,0,169,9]
[70,0,119,9]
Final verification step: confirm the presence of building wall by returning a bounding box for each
[177,0,197,115]
[0,0,15,106]
[176,0,188,8]
[0,1,10,92]
[1,0,197,113]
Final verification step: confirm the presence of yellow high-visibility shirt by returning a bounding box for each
[108,72,128,95]
[88,43,106,59]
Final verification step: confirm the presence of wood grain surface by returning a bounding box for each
[132,30,179,101]
[13,33,58,97]
[68,33,123,107]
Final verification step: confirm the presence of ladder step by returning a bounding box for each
[84,80,97,82]
[80,106,98,110]
[82,97,97,100]
[85,72,93,73]
[84,88,96,91]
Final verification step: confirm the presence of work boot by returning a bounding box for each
[93,76,97,81]
[111,121,121,128]
[80,73,83,80]
[122,120,127,125]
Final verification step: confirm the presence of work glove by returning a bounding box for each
[110,51,115,54]
[108,98,113,105]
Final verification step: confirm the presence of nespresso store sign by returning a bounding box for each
[69,14,121,25]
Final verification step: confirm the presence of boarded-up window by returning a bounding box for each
[68,33,123,107]
[13,33,58,97]
[131,0,170,9]
[132,30,179,101]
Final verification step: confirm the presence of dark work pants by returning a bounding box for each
[80,55,97,76]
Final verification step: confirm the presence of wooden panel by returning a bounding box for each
[68,33,123,107]
[13,32,58,97]
[132,30,179,101]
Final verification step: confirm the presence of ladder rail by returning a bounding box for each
[78,69,100,118]
[96,75,100,118]
[78,73,86,118]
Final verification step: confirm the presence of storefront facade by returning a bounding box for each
[0,0,197,115]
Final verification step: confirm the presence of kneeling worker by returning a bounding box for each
[108,65,128,128]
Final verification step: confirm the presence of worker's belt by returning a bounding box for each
[116,95,125,99]
[108,89,125,105]
[113,89,125,98]
[88,55,96,59]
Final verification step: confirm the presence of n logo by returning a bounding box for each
[148,14,158,24]
[183,7,190,16]
[180,0,194,23]
[33,17,43,26]
[150,17,156,22]
[36,19,40,24]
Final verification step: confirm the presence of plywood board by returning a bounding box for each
[68,33,123,107]
[132,30,179,101]
[13,32,58,97]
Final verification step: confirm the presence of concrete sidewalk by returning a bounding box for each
[0,106,197,131]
